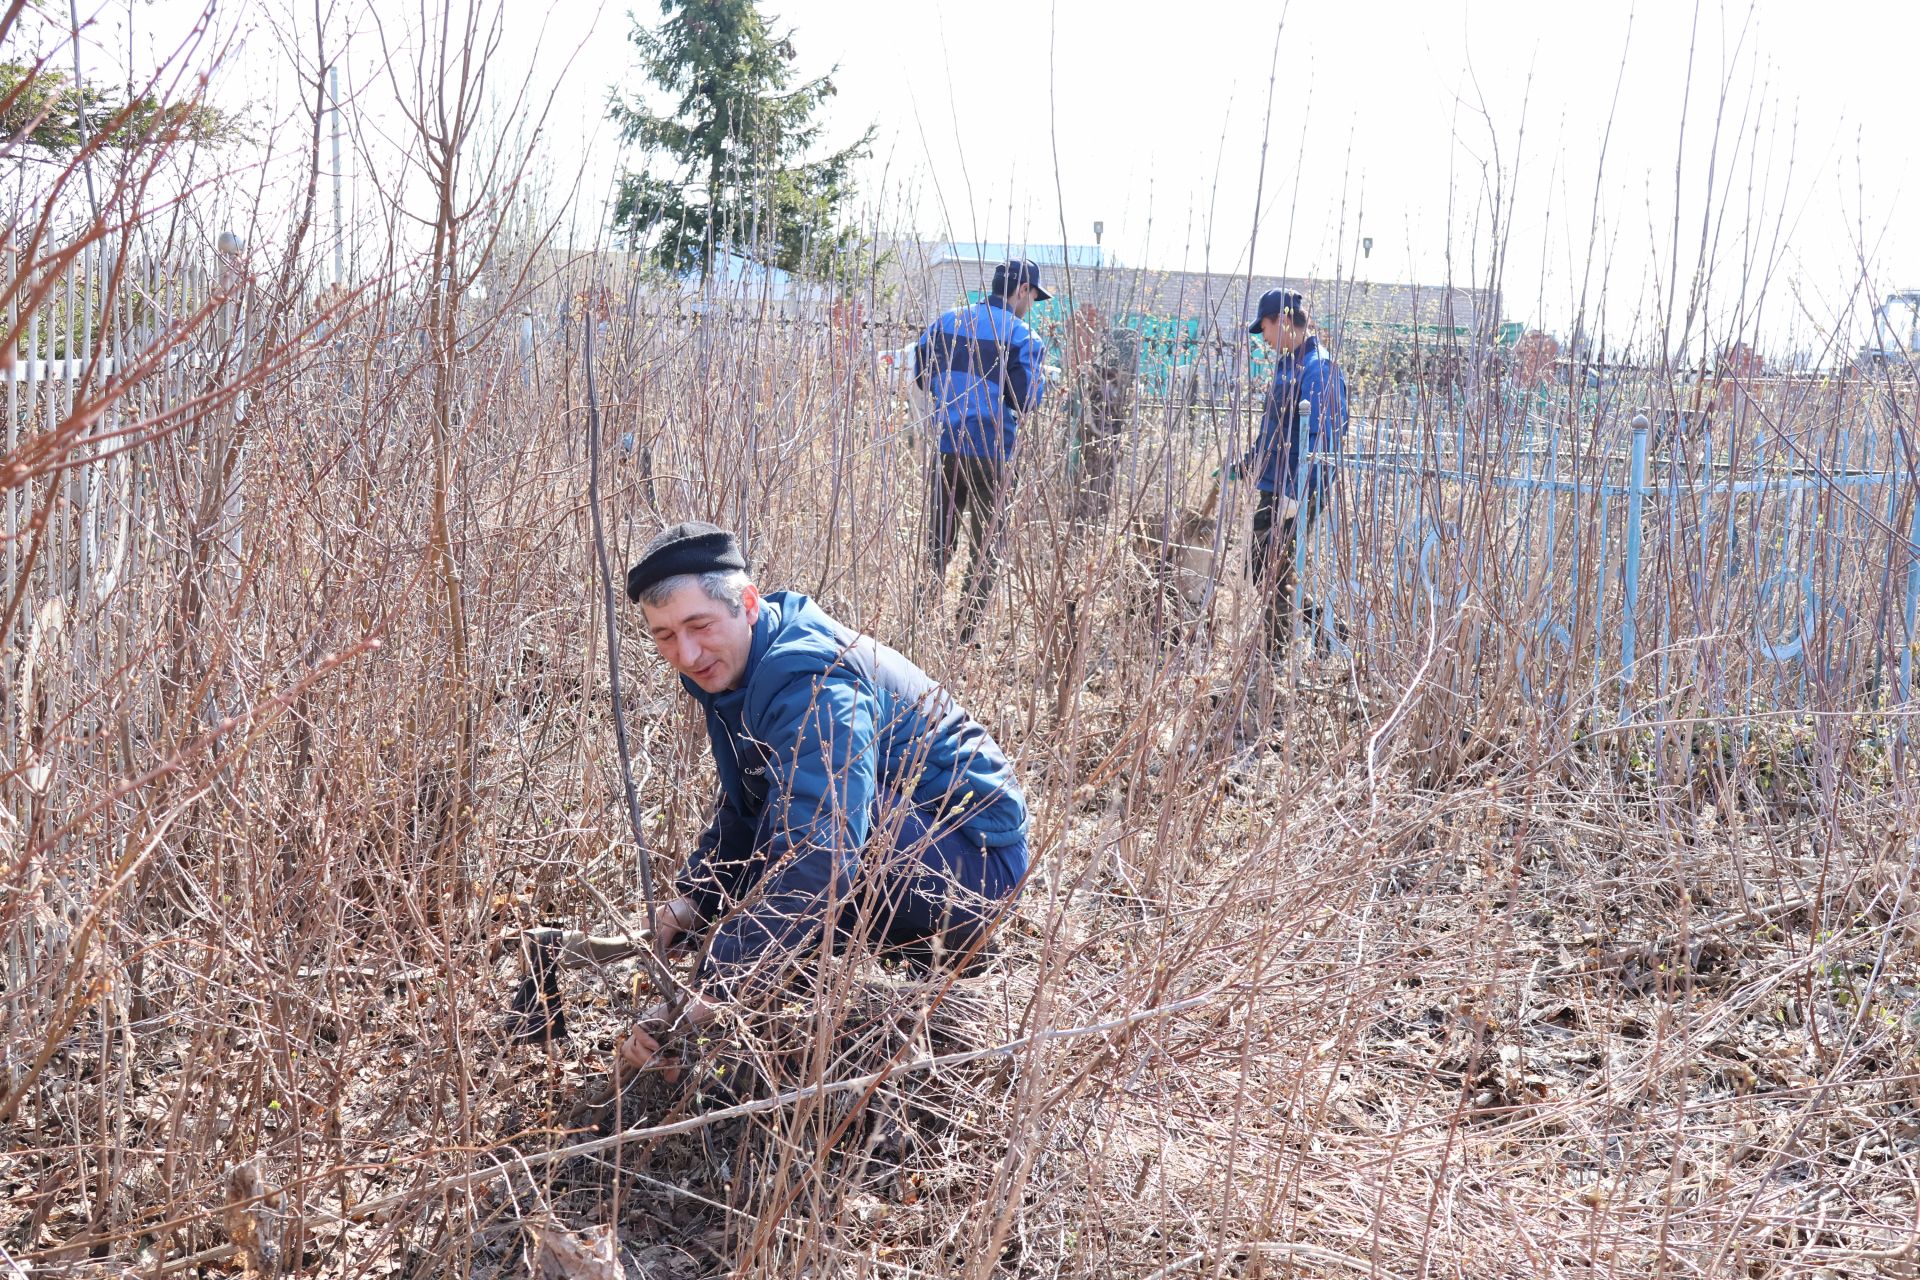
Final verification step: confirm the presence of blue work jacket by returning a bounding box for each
[1237,335,1350,498]
[912,296,1048,459]
[674,592,1028,986]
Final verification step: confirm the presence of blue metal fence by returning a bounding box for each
[1290,400,1920,728]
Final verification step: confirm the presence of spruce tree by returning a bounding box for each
[610,0,872,279]
[0,63,239,152]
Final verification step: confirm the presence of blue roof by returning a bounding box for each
[695,249,791,288]
[679,249,823,300]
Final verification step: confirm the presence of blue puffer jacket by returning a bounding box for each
[1236,335,1350,498]
[912,295,1048,459]
[674,592,1028,987]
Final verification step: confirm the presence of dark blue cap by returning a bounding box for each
[991,258,1052,301]
[1248,288,1306,334]
[627,520,747,601]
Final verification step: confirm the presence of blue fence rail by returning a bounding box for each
[1291,405,1920,729]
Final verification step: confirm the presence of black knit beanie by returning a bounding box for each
[626,521,748,602]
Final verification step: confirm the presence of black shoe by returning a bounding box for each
[1296,603,1348,658]
[884,930,999,978]
[507,928,568,1043]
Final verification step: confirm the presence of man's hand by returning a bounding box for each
[616,1018,672,1079]
[650,897,700,957]
[616,995,719,1081]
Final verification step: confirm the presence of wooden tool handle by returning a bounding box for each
[1197,472,1224,522]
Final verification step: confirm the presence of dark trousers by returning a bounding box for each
[699,804,1027,990]
[927,451,1009,626]
[856,808,1027,961]
[1248,489,1335,656]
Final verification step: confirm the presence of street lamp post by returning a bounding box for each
[1092,221,1104,297]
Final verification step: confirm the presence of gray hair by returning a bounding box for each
[636,568,752,614]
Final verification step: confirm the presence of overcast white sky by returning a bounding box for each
[57,0,1920,354]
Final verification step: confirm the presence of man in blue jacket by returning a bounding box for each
[913,258,1051,633]
[1229,289,1350,657]
[616,522,1030,1072]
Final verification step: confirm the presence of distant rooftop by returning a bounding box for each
[875,240,1498,336]
[1095,267,1500,339]
[926,241,1111,270]
[676,249,826,302]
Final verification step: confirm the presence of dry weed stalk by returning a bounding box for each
[1,2,1916,1278]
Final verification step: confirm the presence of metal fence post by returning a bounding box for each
[1901,481,1920,740]
[1619,412,1651,718]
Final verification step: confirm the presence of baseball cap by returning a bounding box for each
[1247,288,1306,334]
[991,258,1052,301]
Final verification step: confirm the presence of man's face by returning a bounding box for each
[1008,282,1038,318]
[641,580,761,693]
[1262,313,1305,355]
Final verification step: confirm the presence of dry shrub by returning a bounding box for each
[4,4,1920,1277]
[5,253,1917,1278]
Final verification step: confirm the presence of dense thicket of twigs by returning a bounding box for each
[5,3,1920,1276]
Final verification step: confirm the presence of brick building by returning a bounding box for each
[877,240,1503,393]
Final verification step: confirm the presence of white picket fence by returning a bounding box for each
[5,242,257,648]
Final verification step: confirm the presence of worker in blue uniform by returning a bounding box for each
[913,258,1051,634]
[1228,289,1350,656]
[616,522,1030,1072]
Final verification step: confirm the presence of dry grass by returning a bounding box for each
[5,4,1920,1272]
[4,267,1918,1278]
